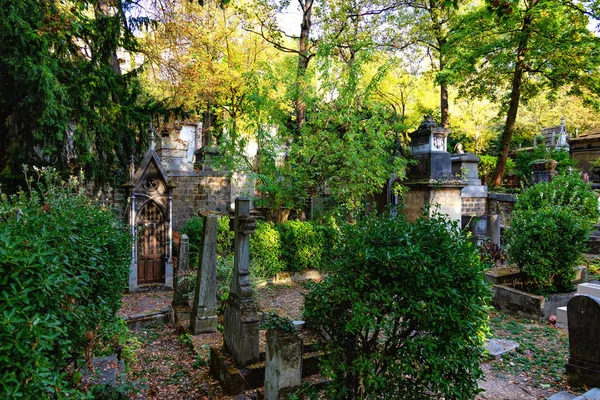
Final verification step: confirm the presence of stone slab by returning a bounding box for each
[577,283,600,298]
[484,338,519,359]
[209,344,321,395]
[82,355,125,387]
[557,306,568,328]
[581,388,600,399]
[547,391,578,400]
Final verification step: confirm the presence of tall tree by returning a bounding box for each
[0,0,157,186]
[448,0,600,185]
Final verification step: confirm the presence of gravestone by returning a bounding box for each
[566,294,600,387]
[190,215,218,334]
[223,198,260,366]
[264,330,303,400]
[172,234,190,307]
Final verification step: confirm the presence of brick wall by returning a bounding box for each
[461,196,487,216]
[170,172,231,231]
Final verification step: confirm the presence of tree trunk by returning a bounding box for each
[295,0,313,133]
[439,50,449,129]
[491,5,536,186]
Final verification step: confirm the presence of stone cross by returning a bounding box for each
[190,215,218,334]
[566,294,600,387]
[172,234,190,307]
[223,198,260,366]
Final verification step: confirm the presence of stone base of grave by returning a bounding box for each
[566,359,600,387]
[209,343,322,395]
[172,306,191,325]
[223,295,260,366]
[190,311,218,334]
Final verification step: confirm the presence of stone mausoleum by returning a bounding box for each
[125,122,254,291]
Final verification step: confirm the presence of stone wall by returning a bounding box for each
[170,172,231,231]
[461,196,487,216]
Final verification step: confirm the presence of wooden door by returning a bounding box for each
[137,201,165,284]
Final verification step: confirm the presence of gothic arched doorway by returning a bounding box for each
[137,200,166,284]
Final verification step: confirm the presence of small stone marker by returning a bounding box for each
[172,234,190,307]
[484,338,519,359]
[264,330,303,400]
[223,198,260,367]
[190,215,218,334]
[566,295,600,387]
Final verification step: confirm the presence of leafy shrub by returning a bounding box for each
[514,147,576,184]
[276,220,329,272]
[507,175,597,293]
[0,167,131,397]
[479,154,515,185]
[304,212,490,399]
[216,214,234,258]
[512,174,598,224]
[507,207,590,293]
[180,215,204,266]
[181,214,234,266]
[250,220,285,278]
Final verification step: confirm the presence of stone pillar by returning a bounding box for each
[264,330,303,400]
[191,215,218,334]
[128,189,137,292]
[223,198,260,366]
[487,214,501,247]
[172,234,190,307]
[165,189,174,288]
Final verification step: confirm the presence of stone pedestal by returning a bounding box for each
[403,182,465,222]
[190,215,218,334]
[264,330,303,400]
[223,198,260,366]
[173,234,190,307]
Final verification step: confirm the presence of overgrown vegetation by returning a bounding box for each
[0,167,131,397]
[488,311,569,388]
[304,212,490,399]
[507,174,597,293]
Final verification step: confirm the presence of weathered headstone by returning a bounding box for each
[264,330,303,400]
[172,234,190,307]
[223,198,260,366]
[566,294,600,387]
[190,215,218,334]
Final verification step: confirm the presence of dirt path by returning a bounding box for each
[120,283,577,399]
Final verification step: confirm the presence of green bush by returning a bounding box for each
[513,174,598,224]
[180,215,204,266]
[276,220,329,272]
[180,214,234,266]
[250,220,285,278]
[507,207,590,293]
[507,174,597,293]
[216,215,234,258]
[0,168,131,397]
[304,213,490,399]
[479,154,515,185]
[514,147,576,184]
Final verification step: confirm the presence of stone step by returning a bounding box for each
[578,387,600,399]
[557,306,568,328]
[577,283,600,298]
[547,391,578,400]
[548,388,600,400]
